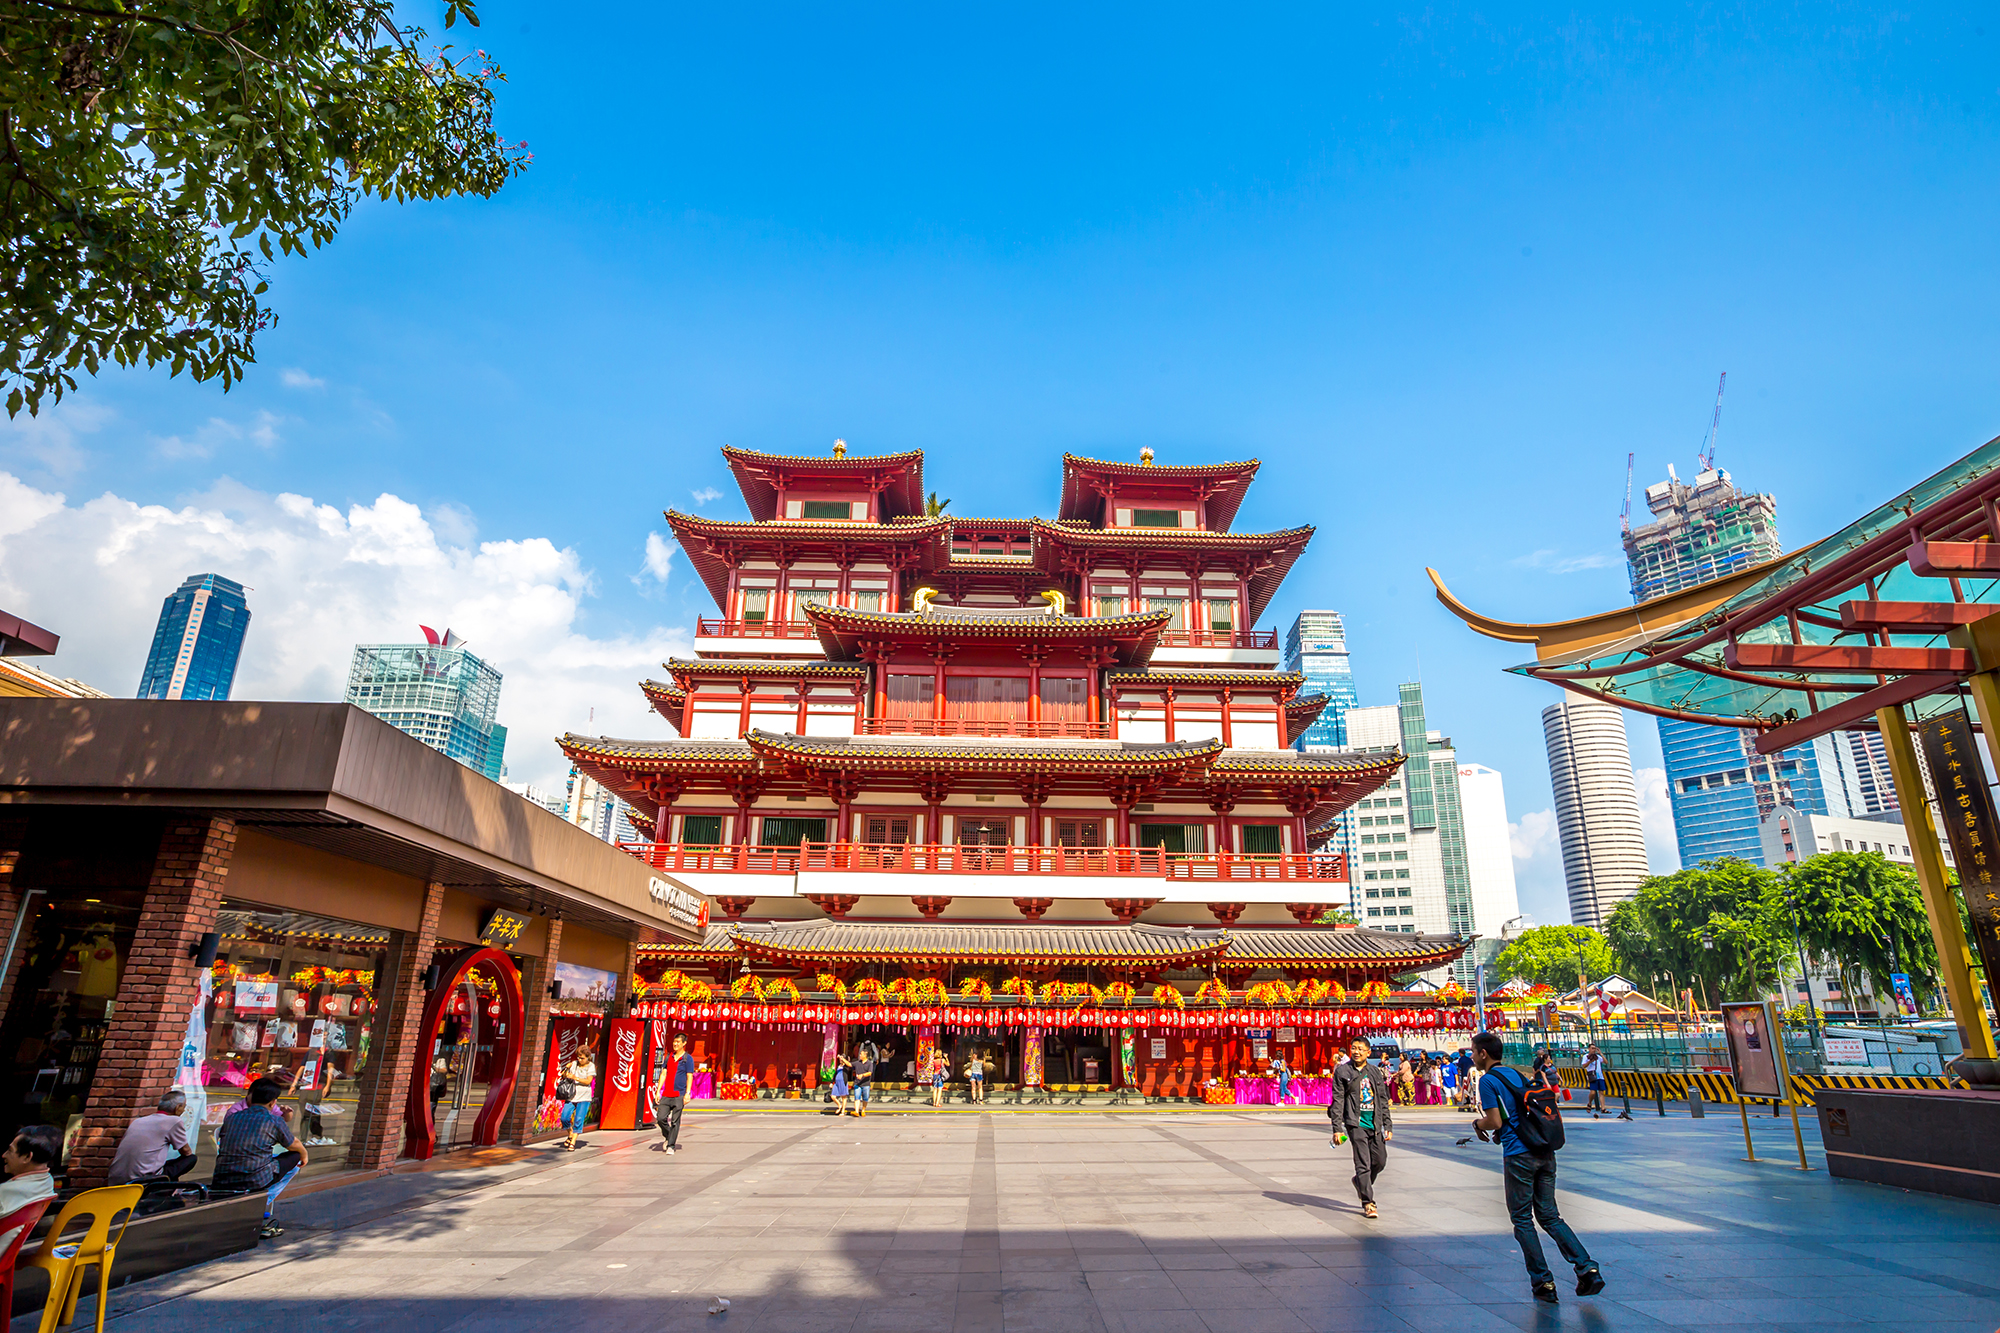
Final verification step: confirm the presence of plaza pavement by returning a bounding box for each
[33,1103,2000,1333]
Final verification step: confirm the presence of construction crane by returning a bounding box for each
[1619,451,1635,533]
[1697,371,1727,472]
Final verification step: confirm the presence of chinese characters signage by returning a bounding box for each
[1915,708,2000,990]
[478,908,531,949]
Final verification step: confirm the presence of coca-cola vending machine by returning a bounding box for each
[597,1017,654,1129]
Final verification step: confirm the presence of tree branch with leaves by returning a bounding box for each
[0,0,529,416]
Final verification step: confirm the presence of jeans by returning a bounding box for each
[264,1150,302,1218]
[1502,1153,1595,1286]
[1346,1127,1387,1203]
[561,1101,589,1131]
[657,1095,686,1149]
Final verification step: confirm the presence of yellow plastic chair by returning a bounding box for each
[23,1183,142,1333]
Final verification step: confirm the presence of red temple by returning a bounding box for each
[562,445,1470,1097]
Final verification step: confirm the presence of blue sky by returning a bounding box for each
[6,4,2000,926]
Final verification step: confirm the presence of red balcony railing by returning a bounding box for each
[858,717,1112,739]
[695,618,821,639]
[617,843,1348,881]
[1153,629,1280,649]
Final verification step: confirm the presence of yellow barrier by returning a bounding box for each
[1601,1068,1963,1107]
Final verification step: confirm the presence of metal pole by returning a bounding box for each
[1791,908,1821,1045]
[1736,1094,1756,1160]
[1875,703,1997,1060]
[0,888,45,1005]
[1787,1099,1813,1171]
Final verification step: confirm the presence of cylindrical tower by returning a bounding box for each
[1541,696,1649,928]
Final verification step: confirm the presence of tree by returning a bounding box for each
[2,0,529,416]
[1777,852,1938,1001]
[1603,859,1786,1005]
[1491,925,1620,992]
[924,491,951,517]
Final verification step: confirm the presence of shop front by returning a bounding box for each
[0,699,705,1196]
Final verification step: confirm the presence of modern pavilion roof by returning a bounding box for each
[725,919,1233,967]
[721,445,926,522]
[1058,456,1261,532]
[745,730,1224,778]
[1029,520,1312,624]
[664,511,951,609]
[801,601,1172,667]
[1432,431,2000,749]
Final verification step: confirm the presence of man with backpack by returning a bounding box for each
[1470,1031,1603,1305]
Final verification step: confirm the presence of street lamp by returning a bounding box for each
[1782,884,1822,1048]
[1697,929,1716,1021]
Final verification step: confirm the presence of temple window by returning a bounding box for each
[946,675,1030,721]
[1040,676,1088,722]
[1147,597,1186,630]
[1136,823,1208,854]
[800,500,851,520]
[854,591,883,611]
[682,814,723,845]
[885,673,934,717]
[1240,825,1281,855]
[864,816,912,844]
[1131,508,1183,529]
[741,590,770,623]
[1055,820,1102,848]
[1095,597,1125,618]
[1206,600,1234,633]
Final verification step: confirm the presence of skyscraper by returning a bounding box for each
[136,573,250,701]
[1285,611,1357,748]
[343,629,508,781]
[1541,696,1649,928]
[1456,763,1523,975]
[1624,464,1859,864]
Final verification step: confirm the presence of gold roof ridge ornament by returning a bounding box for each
[911,586,939,615]
[1140,447,1155,466]
[833,438,846,458]
[1040,589,1066,616]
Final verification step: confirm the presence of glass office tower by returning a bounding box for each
[136,573,251,701]
[343,640,508,781]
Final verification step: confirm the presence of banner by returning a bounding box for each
[1022,1029,1043,1087]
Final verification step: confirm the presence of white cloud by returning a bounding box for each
[639,532,675,582]
[280,368,326,390]
[1507,807,1568,927]
[0,399,110,480]
[1511,549,1616,574]
[0,473,690,790]
[691,487,722,506]
[1634,765,1680,873]
[153,410,283,460]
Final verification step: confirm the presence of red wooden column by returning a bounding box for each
[738,677,755,737]
[70,817,237,1187]
[1219,686,1233,748]
[503,913,564,1144]
[932,648,952,721]
[352,881,446,1168]
[1025,648,1044,725]
[796,683,812,734]
[1163,686,1177,743]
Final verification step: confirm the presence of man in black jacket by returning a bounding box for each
[1330,1037,1392,1218]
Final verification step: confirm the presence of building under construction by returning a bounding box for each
[1622,465,1780,603]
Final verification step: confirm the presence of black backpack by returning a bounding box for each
[1494,1066,1566,1154]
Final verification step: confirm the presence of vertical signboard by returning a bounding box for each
[1917,707,2000,991]
[1721,999,1785,1100]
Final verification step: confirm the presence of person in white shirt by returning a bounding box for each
[109,1090,196,1185]
[562,1054,597,1151]
[0,1125,60,1244]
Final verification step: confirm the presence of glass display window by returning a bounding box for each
[192,904,393,1184]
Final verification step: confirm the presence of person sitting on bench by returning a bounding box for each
[109,1090,197,1187]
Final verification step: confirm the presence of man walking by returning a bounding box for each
[1330,1037,1392,1219]
[1471,1032,1604,1304]
[653,1033,695,1155]
[1583,1044,1607,1117]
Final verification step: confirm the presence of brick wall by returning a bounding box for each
[69,817,236,1187]
[0,817,30,1025]
[348,882,444,1171]
[502,916,563,1144]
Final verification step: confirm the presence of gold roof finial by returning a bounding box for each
[833,438,847,459]
[1139,446,1155,467]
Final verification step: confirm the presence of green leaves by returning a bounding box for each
[1492,925,1620,992]
[0,0,529,416]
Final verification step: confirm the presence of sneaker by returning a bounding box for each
[1361,1202,1378,1219]
[1532,1282,1558,1305]
[259,1220,283,1239]
[1576,1269,1605,1297]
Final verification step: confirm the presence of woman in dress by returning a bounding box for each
[927,1048,949,1107]
[829,1053,850,1116]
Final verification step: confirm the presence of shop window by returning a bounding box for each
[681,814,724,845]
[1240,825,1282,855]
[760,818,827,847]
[740,589,769,624]
[1131,508,1182,528]
[800,500,851,520]
[198,904,394,1183]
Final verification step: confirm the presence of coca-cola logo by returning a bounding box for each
[611,1027,639,1093]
